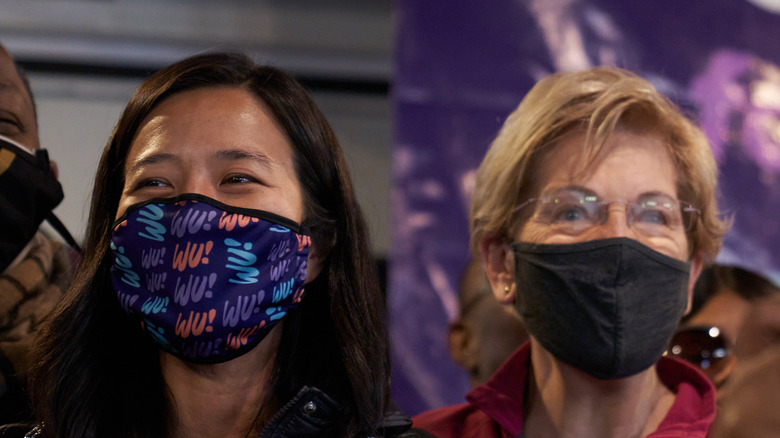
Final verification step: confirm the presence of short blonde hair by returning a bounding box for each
[470,67,728,262]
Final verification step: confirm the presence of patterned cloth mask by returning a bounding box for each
[110,194,311,363]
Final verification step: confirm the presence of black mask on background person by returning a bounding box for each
[511,237,690,380]
[0,135,79,272]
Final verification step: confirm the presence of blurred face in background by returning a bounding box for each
[0,47,38,151]
[448,260,528,387]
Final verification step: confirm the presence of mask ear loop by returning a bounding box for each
[33,148,82,253]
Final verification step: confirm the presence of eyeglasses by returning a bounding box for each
[666,326,734,384]
[515,189,699,238]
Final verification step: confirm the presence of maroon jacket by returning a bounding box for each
[414,342,716,437]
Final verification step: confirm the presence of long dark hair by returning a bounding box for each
[29,52,389,437]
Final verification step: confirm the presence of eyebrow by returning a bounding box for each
[215,149,274,168]
[126,148,276,176]
[126,152,178,175]
[542,185,597,197]
[542,185,677,201]
[636,190,678,201]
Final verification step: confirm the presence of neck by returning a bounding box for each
[524,339,674,438]
[162,324,283,438]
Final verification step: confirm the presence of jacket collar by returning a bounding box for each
[465,341,717,436]
[259,386,416,437]
[259,386,341,437]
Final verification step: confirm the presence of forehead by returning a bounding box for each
[533,129,678,198]
[138,86,273,130]
[126,86,292,166]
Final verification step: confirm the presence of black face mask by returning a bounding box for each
[512,237,690,380]
[0,135,79,272]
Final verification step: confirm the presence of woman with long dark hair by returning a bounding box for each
[20,52,404,438]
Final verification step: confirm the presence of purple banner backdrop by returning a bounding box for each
[390,0,780,416]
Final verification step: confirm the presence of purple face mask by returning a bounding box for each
[109,194,311,363]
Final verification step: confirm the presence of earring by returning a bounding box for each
[504,285,511,293]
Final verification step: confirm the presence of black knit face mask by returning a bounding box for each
[0,135,78,271]
[512,237,690,379]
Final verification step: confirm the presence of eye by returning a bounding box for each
[553,205,589,222]
[222,174,259,185]
[635,208,669,226]
[540,201,592,224]
[133,177,169,190]
[634,198,682,228]
[0,118,23,136]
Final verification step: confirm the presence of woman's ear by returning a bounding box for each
[479,234,516,305]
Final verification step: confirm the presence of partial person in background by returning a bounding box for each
[17,52,428,438]
[710,292,780,437]
[667,264,780,388]
[415,67,728,437]
[0,43,79,424]
[447,258,527,388]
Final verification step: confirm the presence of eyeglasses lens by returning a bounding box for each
[667,327,732,381]
[531,191,698,236]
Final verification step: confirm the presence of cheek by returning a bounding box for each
[115,184,140,221]
[631,232,691,260]
[518,220,590,245]
[518,222,558,244]
[115,196,132,221]
[668,232,692,260]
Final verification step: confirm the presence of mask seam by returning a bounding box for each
[612,245,623,377]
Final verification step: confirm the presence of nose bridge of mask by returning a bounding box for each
[561,239,646,376]
[0,134,35,155]
[585,240,626,374]
[0,135,58,187]
[0,135,33,175]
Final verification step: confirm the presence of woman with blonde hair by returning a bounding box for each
[415,66,728,437]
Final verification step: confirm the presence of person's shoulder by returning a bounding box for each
[413,403,498,437]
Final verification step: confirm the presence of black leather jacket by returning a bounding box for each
[0,386,434,438]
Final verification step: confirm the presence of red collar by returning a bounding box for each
[466,342,717,437]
